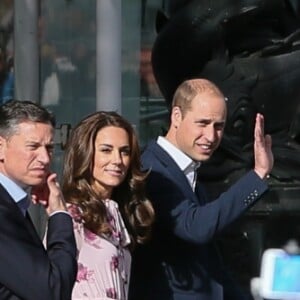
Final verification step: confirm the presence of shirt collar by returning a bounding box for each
[0,173,29,205]
[157,136,201,172]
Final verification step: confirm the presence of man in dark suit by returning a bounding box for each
[129,78,273,300]
[0,100,77,299]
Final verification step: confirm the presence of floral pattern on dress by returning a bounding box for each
[67,201,131,300]
[84,228,103,249]
[106,287,117,299]
[76,263,95,283]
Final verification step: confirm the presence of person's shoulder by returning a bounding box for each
[141,140,158,160]
[141,139,157,151]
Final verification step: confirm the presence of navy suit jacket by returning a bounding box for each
[0,184,77,300]
[129,140,268,300]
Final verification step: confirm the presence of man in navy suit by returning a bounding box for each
[0,100,77,299]
[129,78,273,300]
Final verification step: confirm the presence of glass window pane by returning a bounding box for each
[122,0,168,146]
[40,0,96,126]
[0,0,14,105]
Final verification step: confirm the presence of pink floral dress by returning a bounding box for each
[68,200,131,300]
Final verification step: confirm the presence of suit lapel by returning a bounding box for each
[149,141,199,203]
[25,211,40,235]
[194,180,209,205]
[0,184,42,244]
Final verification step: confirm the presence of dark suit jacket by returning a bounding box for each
[129,140,268,300]
[0,184,77,300]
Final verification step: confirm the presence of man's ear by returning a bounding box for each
[171,106,182,128]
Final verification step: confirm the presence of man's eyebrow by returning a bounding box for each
[194,118,212,123]
[194,119,226,124]
[25,140,54,145]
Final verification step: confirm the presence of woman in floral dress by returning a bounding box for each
[62,111,154,300]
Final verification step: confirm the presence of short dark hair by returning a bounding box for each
[0,100,55,138]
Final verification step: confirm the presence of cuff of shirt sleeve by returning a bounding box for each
[49,210,71,218]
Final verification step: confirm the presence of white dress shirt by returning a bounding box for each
[157,136,200,191]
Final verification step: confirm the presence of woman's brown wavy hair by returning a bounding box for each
[62,111,154,248]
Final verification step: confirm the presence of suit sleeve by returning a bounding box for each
[146,163,268,245]
[0,211,77,300]
[45,213,78,299]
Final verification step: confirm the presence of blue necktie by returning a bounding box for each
[18,196,30,216]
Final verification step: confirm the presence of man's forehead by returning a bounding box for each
[9,122,54,140]
[193,91,226,103]
[191,94,226,111]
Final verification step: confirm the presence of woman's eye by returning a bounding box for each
[121,149,130,156]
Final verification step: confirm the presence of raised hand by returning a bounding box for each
[31,173,67,215]
[253,113,274,179]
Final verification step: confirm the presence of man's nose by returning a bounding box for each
[38,147,51,164]
[205,126,216,142]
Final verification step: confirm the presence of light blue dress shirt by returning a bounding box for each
[0,173,30,215]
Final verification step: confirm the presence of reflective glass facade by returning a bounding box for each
[0,0,13,105]
[0,1,170,151]
[38,0,168,149]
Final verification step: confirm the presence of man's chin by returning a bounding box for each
[28,177,47,187]
[194,153,211,162]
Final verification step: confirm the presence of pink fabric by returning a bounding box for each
[68,200,131,300]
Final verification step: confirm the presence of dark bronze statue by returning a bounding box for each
[152,0,300,183]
